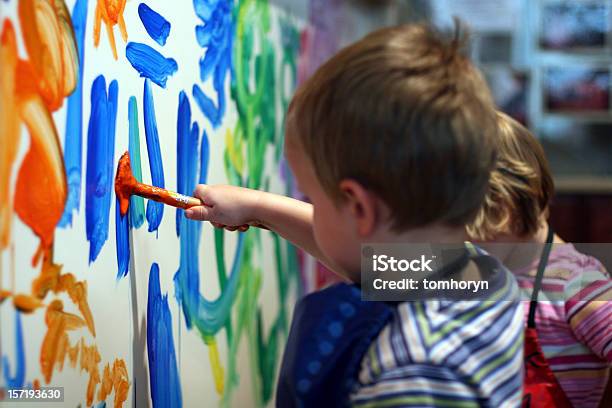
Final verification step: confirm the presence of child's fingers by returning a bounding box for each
[211,222,225,229]
[238,225,249,232]
[185,205,210,220]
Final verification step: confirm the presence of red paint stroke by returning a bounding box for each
[94,0,128,60]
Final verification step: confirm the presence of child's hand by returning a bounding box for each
[185,184,263,231]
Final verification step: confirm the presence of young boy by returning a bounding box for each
[469,112,612,408]
[186,24,524,406]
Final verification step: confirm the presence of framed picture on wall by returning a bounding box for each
[540,0,608,50]
[543,66,610,112]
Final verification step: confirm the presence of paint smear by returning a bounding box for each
[85,75,118,263]
[2,311,25,389]
[143,79,165,233]
[93,0,128,60]
[175,91,197,236]
[128,96,145,229]
[191,0,233,128]
[138,3,171,46]
[192,84,223,129]
[0,20,20,249]
[59,0,89,228]
[115,197,129,279]
[173,93,244,338]
[147,263,182,408]
[18,0,78,111]
[14,61,67,256]
[126,42,178,88]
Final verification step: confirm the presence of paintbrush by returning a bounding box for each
[115,151,201,216]
[114,151,266,231]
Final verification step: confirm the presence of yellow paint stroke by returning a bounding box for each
[94,0,128,60]
[208,340,225,394]
[0,20,21,249]
[226,128,244,176]
[18,0,78,112]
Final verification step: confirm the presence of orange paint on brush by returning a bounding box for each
[115,151,202,216]
[18,0,78,111]
[0,20,21,249]
[94,0,128,60]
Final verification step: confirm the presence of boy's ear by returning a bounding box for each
[338,179,379,237]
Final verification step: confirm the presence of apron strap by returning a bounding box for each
[527,225,554,328]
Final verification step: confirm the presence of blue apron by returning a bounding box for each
[276,283,394,408]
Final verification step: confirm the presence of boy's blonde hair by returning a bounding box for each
[287,23,498,230]
[468,112,554,240]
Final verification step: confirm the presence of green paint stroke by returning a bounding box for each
[216,1,302,406]
[128,96,146,229]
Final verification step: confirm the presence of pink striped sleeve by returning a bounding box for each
[565,264,612,362]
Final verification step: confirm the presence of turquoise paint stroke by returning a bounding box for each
[85,75,118,263]
[128,96,145,229]
[59,0,89,227]
[138,3,171,46]
[2,311,25,389]
[148,263,182,408]
[173,92,243,338]
[126,42,178,88]
[143,79,165,233]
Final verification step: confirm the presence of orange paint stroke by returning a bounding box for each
[94,0,128,60]
[14,60,67,258]
[13,293,45,313]
[18,0,78,111]
[0,289,11,302]
[57,272,96,336]
[40,299,85,381]
[0,20,21,249]
[98,359,129,407]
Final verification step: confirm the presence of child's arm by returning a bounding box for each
[185,184,336,271]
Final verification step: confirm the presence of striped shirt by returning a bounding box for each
[350,251,524,407]
[515,243,612,408]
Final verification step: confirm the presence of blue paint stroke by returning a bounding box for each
[115,197,129,279]
[126,42,177,88]
[173,93,243,337]
[59,0,89,227]
[199,130,210,185]
[147,263,182,408]
[85,75,118,263]
[138,3,171,46]
[128,96,145,229]
[192,0,233,128]
[143,79,165,233]
[94,402,107,408]
[175,91,198,237]
[2,311,25,389]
